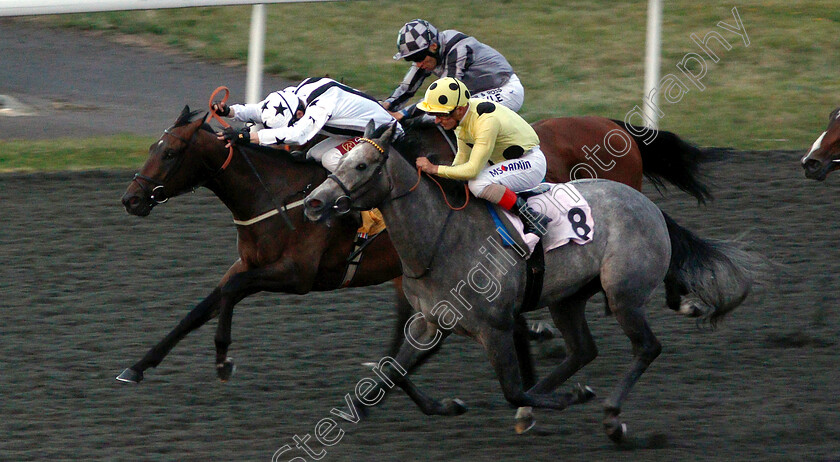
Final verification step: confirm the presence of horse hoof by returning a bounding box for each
[445,398,468,416]
[573,383,596,404]
[514,407,536,434]
[116,368,143,384]
[605,420,628,444]
[216,358,235,382]
[529,321,560,342]
[678,299,704,318]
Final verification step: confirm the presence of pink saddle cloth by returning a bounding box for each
[500,183,594,257]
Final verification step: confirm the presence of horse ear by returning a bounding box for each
[830,107,840,124]
[363,119,376,138]
[176,105,191,124]
[376,121,398,152]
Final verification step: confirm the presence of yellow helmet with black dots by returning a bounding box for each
[417,77,471,114]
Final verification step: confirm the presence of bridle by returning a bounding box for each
[325,137,390,214]
[131,121,234,205]
[320,135,468,279]
[325,136,469,214]
[132,87,296,230]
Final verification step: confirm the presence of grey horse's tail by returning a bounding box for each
[662,212,759,326]
[610,119,731,204]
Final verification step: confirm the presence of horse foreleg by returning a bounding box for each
[387,277,413,358]
[362,314,466,417]
[213,258,309,381]
[482,328,592,412]
[529,299,597,395]
[391,347,468,417]
[116,287,223,383]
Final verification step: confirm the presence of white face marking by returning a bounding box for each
[802,131,827,162]
[157,140,164,148]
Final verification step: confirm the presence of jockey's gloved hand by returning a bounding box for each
[212,101,230,117]
[221,126,250,145]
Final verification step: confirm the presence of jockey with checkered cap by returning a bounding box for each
[383,19,525,121]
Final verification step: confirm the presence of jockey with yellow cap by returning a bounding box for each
[415,77,551,236]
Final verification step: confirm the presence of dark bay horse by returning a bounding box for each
[118,106,715,384]
[119,106,402,383]
[303,122,758,444]
[801,107,840,180]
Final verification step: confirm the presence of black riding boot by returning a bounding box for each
[289,150,309,163]
[512,197,552,237]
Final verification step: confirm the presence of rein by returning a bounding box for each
[207,86,294,230]
[354,137,470,210]
[206,86,235,171]
[131,87,296,230]
[343,136,466,279]
[410,168,469,211]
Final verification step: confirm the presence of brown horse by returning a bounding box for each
[801,107,840,180]
[117,105,715,384]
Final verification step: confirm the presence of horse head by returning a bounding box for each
[122,105,226,216]
[801,107,840,181]
[304,120,399,222]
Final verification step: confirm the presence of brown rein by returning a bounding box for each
[410,167,470,211]
[356,136,469,211]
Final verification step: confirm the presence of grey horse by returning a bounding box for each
[303,122,757,444]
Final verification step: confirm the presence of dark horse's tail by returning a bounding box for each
[662,212,760,326]
[610,119,731,204]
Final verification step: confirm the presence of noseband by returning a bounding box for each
[325,137,388,213]
[132,118,238,205]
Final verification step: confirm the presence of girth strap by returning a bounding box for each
[521,240,545,313]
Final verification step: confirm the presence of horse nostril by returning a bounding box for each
[122,195,139,209]
[306,198,324,210]
[803,159,821,171]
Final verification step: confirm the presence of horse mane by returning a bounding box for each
[391,121,469,204]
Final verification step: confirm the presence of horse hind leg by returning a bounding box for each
[664,275,703,318]
[602,298,662,444]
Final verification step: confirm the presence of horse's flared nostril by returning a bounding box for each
[802,159,822,172]
[306,198,324,211]
[122,195,139,209]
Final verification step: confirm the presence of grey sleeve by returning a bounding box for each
[384,65,431,111]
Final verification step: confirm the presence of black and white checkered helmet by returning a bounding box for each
[393,19,438,60]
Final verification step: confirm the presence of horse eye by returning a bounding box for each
[356,163,367,171]
[163,149,177,159]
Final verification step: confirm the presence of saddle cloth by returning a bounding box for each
[500,183,594,256]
